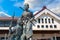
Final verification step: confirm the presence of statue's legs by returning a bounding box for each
[15,35,21,40]
[21,34,27,40]
[21,34,25,40]
[11,35,16,40]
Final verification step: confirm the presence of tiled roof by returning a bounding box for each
[34,6,47,16]
[0,17,18,20]
[34,6,60,17]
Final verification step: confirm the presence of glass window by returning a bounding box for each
[4,21,10,27]
[50,25,53,28]
[45,19,47,23]
[0,20,17,27]
[0,21,4,27]
[56,37,60,40]
[46,25,48,28]
[37,25,40,28]
[12,21,17,26]
[48,19,50,23]
[1,37,4,40]
[54,25,57,28]
[41,25,44,28]
[52,19,54,23]
[42,18,44,23]
[38,19,40,23]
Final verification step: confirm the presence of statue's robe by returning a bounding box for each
[21,11,33,40]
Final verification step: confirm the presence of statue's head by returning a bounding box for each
[24,3,29,11]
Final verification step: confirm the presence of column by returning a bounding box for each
[51,37,53,40]
[50,18,52,24]
[5,34,7,40]
[55,35,57,40]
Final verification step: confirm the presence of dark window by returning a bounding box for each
[12,21,17,26]
[52,19,54,23]
[1,37,4,40]
[42,18,44,23]
[41,25,44,28]
[0,21,4,27]
[50,25,53,28]
[46,25,48,28]
[37,25,40,28]
[0,20,17,27]
[48,19,50,23]
[54,25,57,28]
[45,19,47,23]
[38,19,40,23]
[57,37,60,40]
[4,21,10,27]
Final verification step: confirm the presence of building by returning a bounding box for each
[32,6,60,40]
[0,6,60,40]
[0,12,17,40]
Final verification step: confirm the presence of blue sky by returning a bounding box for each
[0,0,60,17]
[0,0,24,17]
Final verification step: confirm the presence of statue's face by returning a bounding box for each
[24,4,29,10]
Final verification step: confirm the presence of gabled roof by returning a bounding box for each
[0,12,11,17]
[0,12,18,20]
[34,6,60,20]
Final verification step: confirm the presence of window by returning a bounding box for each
[37,25,40,28]
[0,21,4,27]
[42,18,44,23]
[52,19,54,23]
[41,25,44,28]
[54,25,57,28]
[45,19,47,23]
[1,37,4,40]
[38,19,40,23]
[4,21,10,27]
[50,25,53,28]
[46,25,48,28]
[48,19,50,23]
[12,21,17,26]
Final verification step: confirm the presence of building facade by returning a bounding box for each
[0,6,60,40]
[0,17,17,40]
[32,6,60,40]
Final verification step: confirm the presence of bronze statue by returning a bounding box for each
[20,3,34,40]
[8,3,36,40]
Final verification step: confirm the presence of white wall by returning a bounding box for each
[33,12,60,30]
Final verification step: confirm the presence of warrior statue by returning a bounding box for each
[8,3,35,40]
[20,3,34,40]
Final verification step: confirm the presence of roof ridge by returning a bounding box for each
[34,6,47,16]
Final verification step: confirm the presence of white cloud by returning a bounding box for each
[51,7,60,14]
[24,0,54,11]
[0,6,11,17]
[14,2,21,7]
[0,12,11,17]
[24,0,60,13]
[13,0,60,15]
[14,1,24,7]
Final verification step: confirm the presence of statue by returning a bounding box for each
[8,18,23,40]
[20,3,34,40]
[8,3,36,40]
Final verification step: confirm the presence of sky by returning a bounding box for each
[0,0,60,17]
